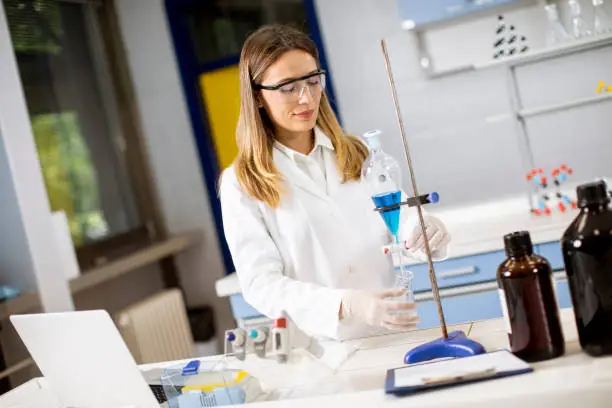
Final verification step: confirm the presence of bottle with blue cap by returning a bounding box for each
[225,328,247,361]
[226,329,245,346]
[248,327,269,358]
[249,328,267,343]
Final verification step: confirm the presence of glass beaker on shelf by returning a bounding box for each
[593,0,612,34]
[568,0,593,38]
[545,3,571,45]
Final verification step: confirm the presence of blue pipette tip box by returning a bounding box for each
[181,360,200,376]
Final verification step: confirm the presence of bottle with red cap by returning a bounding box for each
[272,317,289,363]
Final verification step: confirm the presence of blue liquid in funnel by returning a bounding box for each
[372,191,402,236]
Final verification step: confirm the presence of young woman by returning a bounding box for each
[220,25,450,347]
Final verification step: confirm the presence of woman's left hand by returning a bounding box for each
[402,215,450,261]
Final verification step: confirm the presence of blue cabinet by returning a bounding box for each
[405,250,505,293]
[230,287,506,330]
[416,288,503,329]
[229,294,264,321]
[228,240,571,329]
[397,0,521,29]
[535,241,565,271]
[416,277,574,330]
[407,239,568,295]
[555,279,573,309]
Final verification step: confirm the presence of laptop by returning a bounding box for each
[10,310,161,408]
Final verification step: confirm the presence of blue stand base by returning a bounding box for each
[404,330,486,364]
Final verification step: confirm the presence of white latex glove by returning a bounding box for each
[402,215,451,262]
[340,289,419,330]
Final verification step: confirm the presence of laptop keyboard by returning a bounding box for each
[149,385,167,404]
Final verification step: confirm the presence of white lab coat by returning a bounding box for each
[220,128,424,349]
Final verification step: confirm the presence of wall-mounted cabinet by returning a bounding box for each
[398,0,522,29]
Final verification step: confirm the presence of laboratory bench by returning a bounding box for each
[216,195,578,329]
[3,308,612,407]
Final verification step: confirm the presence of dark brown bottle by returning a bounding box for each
[497,231,565,362]
[562,181,612,356]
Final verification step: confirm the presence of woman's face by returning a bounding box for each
[258,50,323,136]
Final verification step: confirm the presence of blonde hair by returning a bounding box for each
[234,24,368,208]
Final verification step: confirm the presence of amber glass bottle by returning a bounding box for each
[497,231,565,362]
[562,181,612,356]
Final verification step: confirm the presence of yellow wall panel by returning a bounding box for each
[199,65,240,170]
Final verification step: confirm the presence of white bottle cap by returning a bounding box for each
[363,130,382,150]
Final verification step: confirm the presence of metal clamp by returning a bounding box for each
[374,192,439,213]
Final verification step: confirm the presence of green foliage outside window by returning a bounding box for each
[5,0,63,54]
[32,112,108,245]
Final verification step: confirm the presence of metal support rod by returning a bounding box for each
[380,39,448,339]
[505,65,537,211]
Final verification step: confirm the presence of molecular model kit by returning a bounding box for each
[493,15,529,59]
[527,164,577,216]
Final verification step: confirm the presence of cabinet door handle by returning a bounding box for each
[438,266,478,279]
[553,271,567,281]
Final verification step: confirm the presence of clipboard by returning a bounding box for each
[385,350,533,395]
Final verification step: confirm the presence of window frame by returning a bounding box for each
[8,0,168,270]
[77,0,169,269]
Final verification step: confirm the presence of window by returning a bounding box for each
[5,0,159,269]
[184,0,310,65]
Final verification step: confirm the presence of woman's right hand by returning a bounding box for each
[340,289,419,330]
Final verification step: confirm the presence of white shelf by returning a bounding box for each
[428,64,475,79]
[69,231,202,294]
[519,93,612,118]
[427,32,612,78]
[475,32,612,70]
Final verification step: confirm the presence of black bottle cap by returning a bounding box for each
[503,231,534,258]
[577,181,610,208]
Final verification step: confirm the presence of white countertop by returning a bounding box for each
[139,308,612,407]
[5,308,612,407]
[216,194,579,297]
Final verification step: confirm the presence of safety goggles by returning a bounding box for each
[255,70,326,104]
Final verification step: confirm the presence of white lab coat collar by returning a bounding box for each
[273,127,340,201]
[273,127,334,161]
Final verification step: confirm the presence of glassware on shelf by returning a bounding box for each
[568,0,593,38]
[545,3,571,45]
[593,0,612,34]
